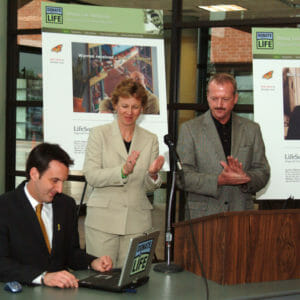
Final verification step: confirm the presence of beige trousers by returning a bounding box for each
[85,226,141,268]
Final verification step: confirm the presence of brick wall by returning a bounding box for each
[17,0,50,47]
[211,27,252,63]
[18,0,44,29]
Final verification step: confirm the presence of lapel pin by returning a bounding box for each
[57,224,61,231]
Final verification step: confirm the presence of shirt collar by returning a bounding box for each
[24,182,52,211]
[211,112,232,128]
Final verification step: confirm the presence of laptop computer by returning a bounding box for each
[79,230,160,292]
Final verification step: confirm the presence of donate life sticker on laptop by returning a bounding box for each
[130,239,153,275]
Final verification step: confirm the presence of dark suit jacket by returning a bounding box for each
[0,181,95,284]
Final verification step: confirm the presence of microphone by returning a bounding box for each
[164,134,183,171]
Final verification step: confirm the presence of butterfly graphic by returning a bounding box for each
[51,44,63,53]
[262,71,273,79]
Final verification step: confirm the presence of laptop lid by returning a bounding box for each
[78,230,160,292]
[117,230,160,288]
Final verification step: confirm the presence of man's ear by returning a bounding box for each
[234,93,239,105]
[29,167,40,181]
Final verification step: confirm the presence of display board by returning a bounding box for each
[42,2,169,170]
[253,28,300,199]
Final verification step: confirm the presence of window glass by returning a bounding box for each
[182,1,300,22]
[236,74,253,105]
[16,107,26,139]
[179,29,198,104]
[19,52,42,100]
[238,91,253,105]
[15,139,40,172]
[16,106,43,141]
[16,50,43,172]
[236,74,253,90]
[177,110,199,133]
[177,27,254,108]
[15,176,26,188]
[27,107,43,141]
[16,79,27,100]
[15,107,43,171]
[236,112,254,121]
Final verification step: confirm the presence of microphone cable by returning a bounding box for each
[164,133,209,299]
[178,170,210,300]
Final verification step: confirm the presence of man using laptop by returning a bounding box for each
[0,143,112,288]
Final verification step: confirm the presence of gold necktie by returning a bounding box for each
[36,204,51,254]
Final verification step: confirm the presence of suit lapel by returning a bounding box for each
[16,183,50,255]
[202,111,226,161]
[231,113,244,157]
[51,199,63,254]
[110,120,128,160]
[110,120,148,157]
[130,125,148,153]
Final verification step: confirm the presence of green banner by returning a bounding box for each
[252,28,300,58]
[42,2,163,37]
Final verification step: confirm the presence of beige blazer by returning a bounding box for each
[83,120,162,235]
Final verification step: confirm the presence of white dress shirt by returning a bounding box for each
[24,183,53,284]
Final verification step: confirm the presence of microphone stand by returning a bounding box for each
[154,153,183,273]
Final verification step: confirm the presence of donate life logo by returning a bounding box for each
[46,6,63,24]
[256,32,274,49]
[130,240,153,276]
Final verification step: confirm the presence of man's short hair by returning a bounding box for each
[25,143,74,179]
[151,12,159,18]
[207,73,237,95]
[111,78,148,108]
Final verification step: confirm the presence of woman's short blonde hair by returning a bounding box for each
[111,78,148,107]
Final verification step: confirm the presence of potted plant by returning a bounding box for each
[72,57,88,112]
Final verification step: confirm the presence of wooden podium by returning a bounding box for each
[173,209,300,285]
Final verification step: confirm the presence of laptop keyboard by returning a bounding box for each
[89,269,121,287]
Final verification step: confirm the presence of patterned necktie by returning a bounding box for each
[36,203,51,254]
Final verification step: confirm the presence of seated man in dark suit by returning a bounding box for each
[0,143,112,288]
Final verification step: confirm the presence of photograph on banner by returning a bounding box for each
[253,27,300,199]
[72,42,160,115]
[144,9,163,35]
[282,67,300,140]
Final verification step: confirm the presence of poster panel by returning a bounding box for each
[42,2,169,170]
[253,28,300,199]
